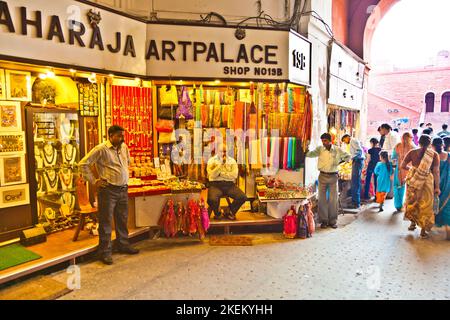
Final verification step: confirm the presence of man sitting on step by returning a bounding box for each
[207,144,247,221]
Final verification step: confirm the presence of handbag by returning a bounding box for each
[158,131,176,144]
[159,85,178,106]
[155,119,174,133]
[176,86,194,119]
[158,105,175,120]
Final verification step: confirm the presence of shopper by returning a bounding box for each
[432,138,450,240]
[364,138,381,200]
[380,123,400,199]
[392,132,415,213]
[418,123,425,136]
[341,134,365,209]
[401,135,440,239]
[79,125,139,265]
[444,136,450,152]
[412,129,419,146]
[374,151,393,212]
[207,144,247,221]
[378,126,386,148]
[306,133,351,229]
[437,124,449,138]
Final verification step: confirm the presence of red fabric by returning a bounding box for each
[234,102,245,130]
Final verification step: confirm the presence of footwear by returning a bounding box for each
[408,223,416,231]
[118,246,139,254]
[320,223,328,229]
[213,215,222,221]
[379,207,384,212]
[329,224,338,229]
[420,230,429,239]
[100,255,113,265]
[347,203,361,210]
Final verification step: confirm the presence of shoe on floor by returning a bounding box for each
[329,224,338,229]
[118,246,139,254]
[226,213,237,221]
[100,255,113,265]
[320,223,328,229]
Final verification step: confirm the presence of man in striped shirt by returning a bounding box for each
[79,125,139,265]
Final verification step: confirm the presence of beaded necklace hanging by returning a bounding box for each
[43,144,56,165]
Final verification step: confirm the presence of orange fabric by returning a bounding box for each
[234,101,244,130]
[376,192,387,204]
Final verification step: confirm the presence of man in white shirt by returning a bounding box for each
[306,133,351,229]
[380,123,399,198]
[341,134,365,209]
[207,145,247,220]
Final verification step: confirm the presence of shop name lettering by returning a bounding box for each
[0,2,290,76]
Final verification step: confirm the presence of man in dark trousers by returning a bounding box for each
[79,125,139,265]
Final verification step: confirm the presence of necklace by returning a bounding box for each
[60,168,73,189]
[43,144,56,166]
[45,170,59,190]
[62,192,75,210]
[63,143,76,163]
[36,172,43,192]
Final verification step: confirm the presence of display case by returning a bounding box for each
[25,107,85,234]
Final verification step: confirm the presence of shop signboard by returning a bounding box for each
[0,0,312,83]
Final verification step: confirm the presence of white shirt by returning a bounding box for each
[306,145,351,173]
[207,155,239,182]
[349,138,365,160]
[382,131,400,155]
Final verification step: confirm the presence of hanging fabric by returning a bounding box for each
[234,101,245,130]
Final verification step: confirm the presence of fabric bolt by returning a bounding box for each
[283,137,289,169]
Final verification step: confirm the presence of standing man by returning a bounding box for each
[380,123,400,199]
[418,123,425,136]
[378,126,386,149]
[438,124,449,138]
[79,125,139,265]
[341,134,365,209]
[207,144,247,221]
[306,133,351,229]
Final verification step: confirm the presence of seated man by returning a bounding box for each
[207,145,247,220]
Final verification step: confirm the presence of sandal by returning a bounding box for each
[408,223,416,231]
[420,230,429,239]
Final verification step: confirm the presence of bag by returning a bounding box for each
[176,86,193,119]
[296,206,310,239]
[306,203,315,235]
[159,85,178,106]
[433,195,440,215]
[155,119,174,133]
[158,105,175,120]
[200,199,210,232]
[158,131,176,144]
[283,206,298,239]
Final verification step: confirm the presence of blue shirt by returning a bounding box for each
[374,162,393,193]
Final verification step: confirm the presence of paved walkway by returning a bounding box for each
[51,199,449,300]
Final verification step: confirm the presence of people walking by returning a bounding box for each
[437,124,449,138]
[392,132,415,212]
[380,124,400,199]
[364,138,381,201]
[374,151,393,212]
[432,137,450,240]
[401,135,440,239]
[412,129,419,146]
[341,134,365,209]
[306,133,351,229]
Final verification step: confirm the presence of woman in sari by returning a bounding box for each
[432,138,450,240]
[401,135,440,239]
[392,132,415,212]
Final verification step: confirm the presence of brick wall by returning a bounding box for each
[368,66,450,136]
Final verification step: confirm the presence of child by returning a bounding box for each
[374,151,393,212]
[364,138,381,200]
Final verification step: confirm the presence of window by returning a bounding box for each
[441,92,450,112]
[425,92,435,113]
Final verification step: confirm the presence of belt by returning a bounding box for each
[320,171,338,175]
[106,183,128,190]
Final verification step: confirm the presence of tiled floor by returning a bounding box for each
[41,199,450,299]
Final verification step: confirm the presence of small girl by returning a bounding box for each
[374,151,394,212]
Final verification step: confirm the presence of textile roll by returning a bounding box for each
[193,128,202,164]
[250,139,262,169]
[269,137,280,170]
[234,101,245,130]
[283,137,289,169]
[291,137,296,169]
[288,87,294,113]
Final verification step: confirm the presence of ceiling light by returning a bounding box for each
[39,73,47,80]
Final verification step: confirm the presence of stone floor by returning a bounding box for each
[43,199,450,299]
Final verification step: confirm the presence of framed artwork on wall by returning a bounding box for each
[0,155,27,186]
[0,100,22,132]
[5,70,32,101]
[0,132,26,156]
[0,184,30,209]
[0,69,5,100]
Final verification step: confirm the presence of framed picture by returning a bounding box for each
[0,183,30,208]
[0,100,22,132]
[5,70,31,101]
[0,69,5,100]
[0,132,26,156]
[0,155,26,186]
